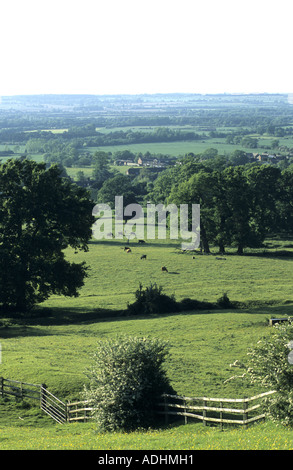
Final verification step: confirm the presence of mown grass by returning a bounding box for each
[1,420,293,450]
[1,237,293,450]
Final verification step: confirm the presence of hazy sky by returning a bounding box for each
[0,0,292,96]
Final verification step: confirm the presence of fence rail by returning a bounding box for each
[158,391,276,428]
[0,377,41,401]
[67,400,93,423]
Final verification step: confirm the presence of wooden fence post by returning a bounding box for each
[203,398,207,426]
[243,400,248,428]
[164,395,168,425]
[41,384,47,411]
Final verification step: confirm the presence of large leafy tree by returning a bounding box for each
[97,174,138,209]
[278,167,293,235]
[0,159,94,312]
[92,151,113,189]
[244,164,281,238]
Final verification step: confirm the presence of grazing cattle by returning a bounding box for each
[138,239,145,244]
[161,266,168,272]
[126,248,131,253]
[140,254,147,260]
[124,246,130,251]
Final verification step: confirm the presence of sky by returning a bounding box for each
[0,0,292,96]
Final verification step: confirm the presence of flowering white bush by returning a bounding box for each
[83,335,175,431]
[247,319,293,426]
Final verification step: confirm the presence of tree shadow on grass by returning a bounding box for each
[0,306,125,337]
[242,250,293,260]
[88,239,180,249]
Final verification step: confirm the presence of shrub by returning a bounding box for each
[216,292,233,308]
[126,283,179,316]
[83,335,176,431]
[246,319,293,426]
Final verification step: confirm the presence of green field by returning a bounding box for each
[1,237,293,450]
[86,139,268,158]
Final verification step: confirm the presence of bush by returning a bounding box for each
[216,292,233,308]
[83,335,176,431]
[126,283,179,316]
[246,319,293,426]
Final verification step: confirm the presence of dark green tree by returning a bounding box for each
[244,164,281,240]
[229,150,251,166]
[278,168,293,235]
[97,174,138,209]
[168,170,217,253]
[92,151,113,189]
[0,159,94,312]
[220,166,255,254]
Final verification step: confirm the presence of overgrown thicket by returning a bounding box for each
[83,335,175,431]
[126,283,234,316]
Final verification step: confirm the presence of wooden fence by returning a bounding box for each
[67,400,93,423]
[0,377,276,427]
[0,377,41,401]
[0,377,93,423]
[158,390,276,428]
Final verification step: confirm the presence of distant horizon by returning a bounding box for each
[1,91,292,98]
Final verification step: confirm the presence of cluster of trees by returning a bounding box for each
[149,157,293,254]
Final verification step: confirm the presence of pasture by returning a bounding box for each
[42,237,293,312]
[1,237,293,449]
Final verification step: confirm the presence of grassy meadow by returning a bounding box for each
[1,235,293,450]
